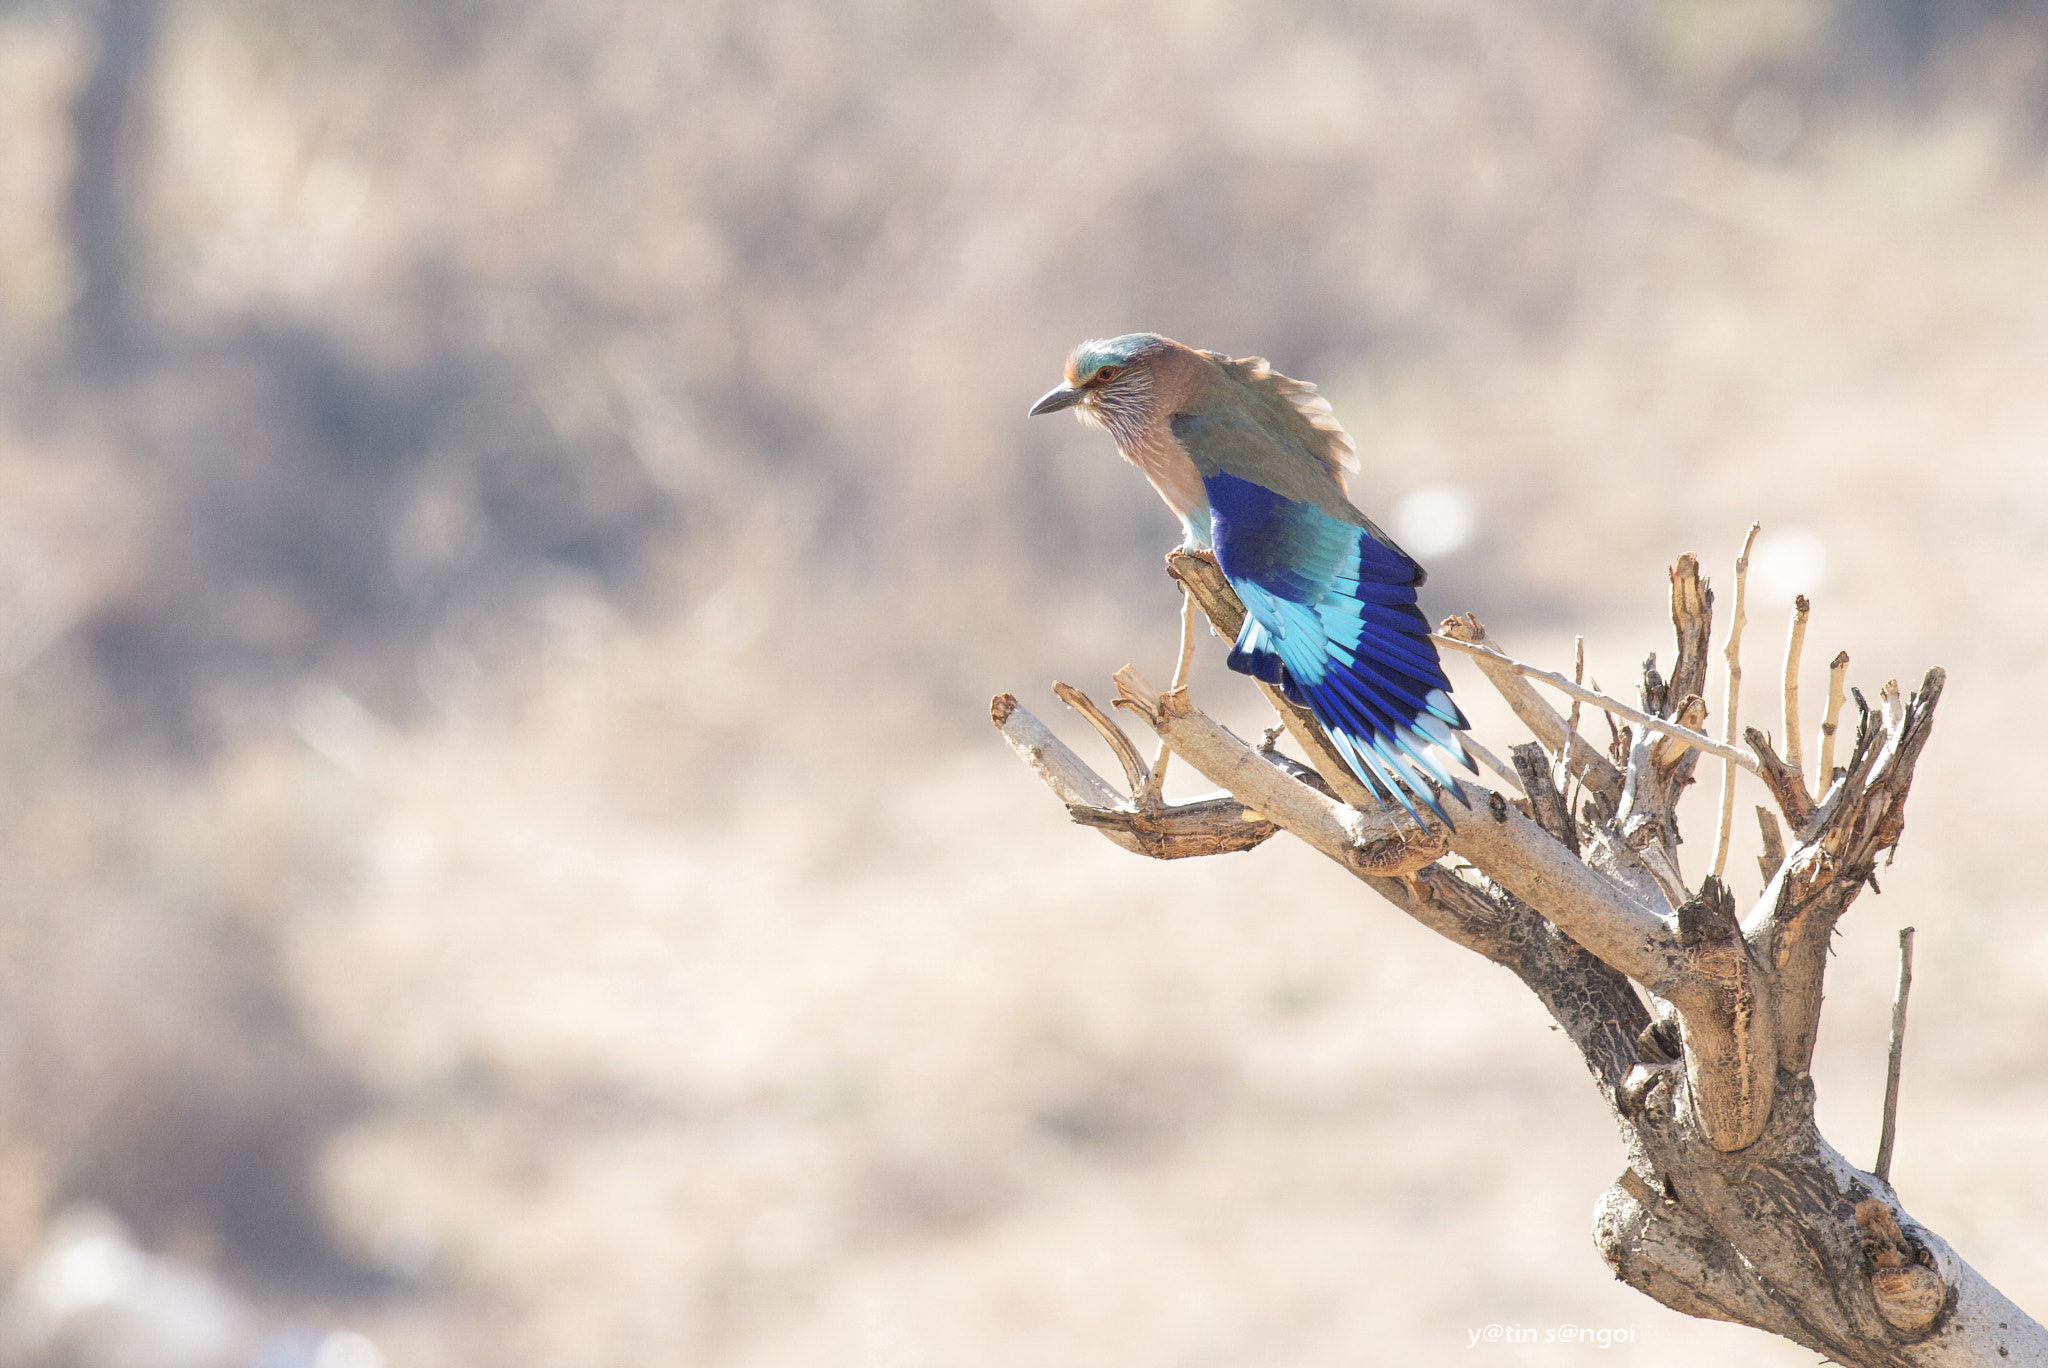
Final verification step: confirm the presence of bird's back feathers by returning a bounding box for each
[1168,407,1424,586]
[1201,352,1359,490]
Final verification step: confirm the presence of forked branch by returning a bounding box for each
[1748,667,1945,1074]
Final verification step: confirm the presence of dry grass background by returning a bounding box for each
[0,0,2045,1363]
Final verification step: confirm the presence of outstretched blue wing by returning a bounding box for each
[1203,470,1472,825]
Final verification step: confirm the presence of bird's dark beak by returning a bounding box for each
[1028,383,1085,417]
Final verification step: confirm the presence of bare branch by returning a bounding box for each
[994,693,1279,859]
[1138,585,1200,804]
[1365,865,1650,1092]
[1651,693,1709,769]
[1437,614,1623,799]
[1596,1179,1807,1336]
[1712,523,1761,879]
[1153,566,1691,988]
[1164,547,1239,634]
[1745,726,1817,832]
[1855,1200,1942,1335]
[1755,805,1785,883]
[1616,708,1688,908]
[1000,538,2045,1365]
[1782,594,1811,782]
[991,693,1130,814]
[1110,666,1449,877]
[1668,553,1714,706]
[1066,794,1279,859]
[1875,926,1914,1185]
[1052,680,1149,795]
[1560,634,1586,808]
[1430,632,1759,774]
[1817,650,1849,788]
[1462,734,1528,793]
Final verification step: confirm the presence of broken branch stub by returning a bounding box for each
[1665,877,1775,1151]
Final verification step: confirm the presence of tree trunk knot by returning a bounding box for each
[1677,877,1739,947]
[1854,1198,1944,1334]
[1617,1061,1676,1118]
[1356,829,1449,876]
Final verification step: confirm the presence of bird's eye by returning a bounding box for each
[1095,365,1118,382]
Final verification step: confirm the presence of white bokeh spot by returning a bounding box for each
[316,1331,387,1368]
[1749,525,1830,603]
[1393,485,1475,558]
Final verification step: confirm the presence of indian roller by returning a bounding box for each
[1029,333,1474,825]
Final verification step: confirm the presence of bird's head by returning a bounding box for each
[1028,334,1172,435]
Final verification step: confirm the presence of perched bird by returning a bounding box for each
[1029,333,1473,825]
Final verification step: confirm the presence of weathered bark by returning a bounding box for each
[995,549,2047,1367]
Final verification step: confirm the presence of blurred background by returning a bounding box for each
[0,0,2045,1363]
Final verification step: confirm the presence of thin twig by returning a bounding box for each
[1435,614,1622,799]
[1139,586,1200,804]
[1875,926,1915,1184]
[1464,735,1526,793]
[1052,680,1149,796]
[1782,594,1810,784]
[1817,650,1849,788]
[1712,524,1760,878]
[1429,633,1761,774]
[1170,585,1196,693]
[1560,635,1585,816]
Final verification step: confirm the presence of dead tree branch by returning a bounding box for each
[995,542,2045,1366]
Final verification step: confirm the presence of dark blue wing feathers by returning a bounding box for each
[1203,471,1473,826]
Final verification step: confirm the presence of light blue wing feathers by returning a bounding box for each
[1200,468,1473,825]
